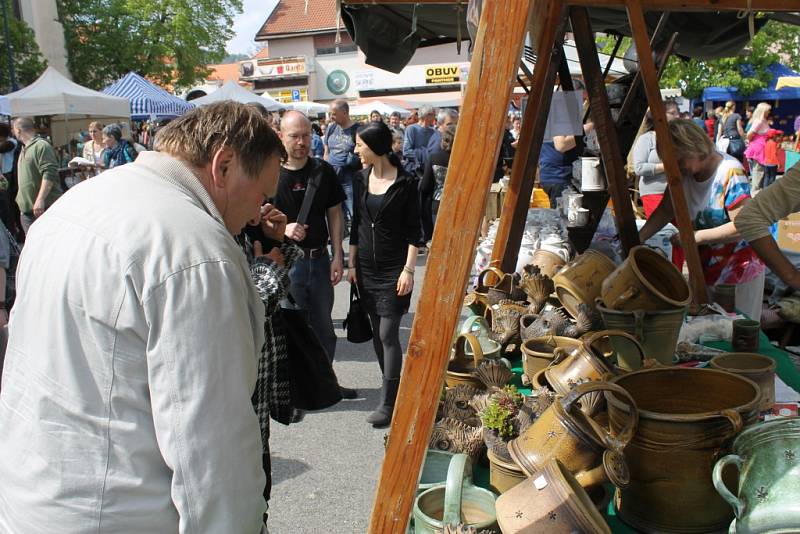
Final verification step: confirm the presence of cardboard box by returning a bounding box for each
[777,213,800,253]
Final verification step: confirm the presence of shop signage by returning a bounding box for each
[241,58,307,80]
[273,88,308,104]
[354,62,470,92]
[425,65,461,84]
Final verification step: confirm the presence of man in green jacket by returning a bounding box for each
[12,117,61,233]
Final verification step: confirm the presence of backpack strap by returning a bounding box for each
[296,159,321,225]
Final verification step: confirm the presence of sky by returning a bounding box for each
[227,0,279,55]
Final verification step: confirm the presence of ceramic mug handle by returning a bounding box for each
[442,453,468,526]
[476,266,504,292]
[560,381,639,451]
[713,454,744,518]
[460,315,490,337]
[460,333,484,368]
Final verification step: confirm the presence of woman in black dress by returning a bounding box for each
[347,121,421,427]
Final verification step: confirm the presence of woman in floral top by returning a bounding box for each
[639,119,765,320]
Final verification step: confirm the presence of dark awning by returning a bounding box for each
[341,3,776,73]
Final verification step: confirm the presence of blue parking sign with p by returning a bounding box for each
[291,90,301,101]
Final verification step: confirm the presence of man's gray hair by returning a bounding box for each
[13,117,35,132]
[437,108,458,124]
[418,105,435,118]
[331,99,349,114]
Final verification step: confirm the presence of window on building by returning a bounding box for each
[314,33,356,56]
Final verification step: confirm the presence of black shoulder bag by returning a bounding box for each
[343,284,373,343]
[281,165,342,410]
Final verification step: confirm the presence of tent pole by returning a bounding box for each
[627,0,709,304]
[366,0,531,531]
[492,0,567,272]
[572,6,640,255]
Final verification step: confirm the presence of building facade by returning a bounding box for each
[249,0,469,106]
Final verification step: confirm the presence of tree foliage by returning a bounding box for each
[0,0,47,93]
[56,0,242,90]
[597,20,800,100]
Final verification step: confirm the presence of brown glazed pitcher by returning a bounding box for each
[544,330,644,414]
[508,381,638,489]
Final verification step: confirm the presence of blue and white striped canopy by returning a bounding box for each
[103,72,193,120]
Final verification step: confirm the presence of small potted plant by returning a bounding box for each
[479,385,529,493]
[479,386,523,459]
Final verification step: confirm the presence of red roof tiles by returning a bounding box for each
[255,0,338,39]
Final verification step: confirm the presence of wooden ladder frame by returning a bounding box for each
[341,1,798,531]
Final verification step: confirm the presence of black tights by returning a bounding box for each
[369,311,404,379]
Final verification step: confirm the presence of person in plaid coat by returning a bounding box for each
[242,231,302,522]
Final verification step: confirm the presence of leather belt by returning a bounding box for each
[301,247,325,260]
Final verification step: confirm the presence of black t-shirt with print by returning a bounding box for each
[274,158,346,249]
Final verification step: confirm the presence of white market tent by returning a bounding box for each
[284,100,329,115]
[0,95,9,116]
[6,67,130,117]
[191,80,284,111]
[5,67,131,150]
[349,100,411,117]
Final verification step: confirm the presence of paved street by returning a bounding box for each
[267,253,428,534]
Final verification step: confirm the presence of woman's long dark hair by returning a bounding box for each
[358,121,402,168]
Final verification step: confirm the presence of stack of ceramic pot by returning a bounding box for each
[596,245,692,370]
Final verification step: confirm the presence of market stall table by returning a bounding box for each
[463,329,800,533]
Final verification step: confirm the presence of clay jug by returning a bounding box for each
[713,417,800,533]
[508,381,638,489]
[520,335,581,381]
[552,250,616,320]
[545,330,644,414]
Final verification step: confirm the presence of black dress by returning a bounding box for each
[351,165,422,317]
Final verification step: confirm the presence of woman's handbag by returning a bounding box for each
[281,303,343,411]
[727,137,745,159]
[343,284,373,343]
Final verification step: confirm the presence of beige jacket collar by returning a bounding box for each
[134,151,224,224]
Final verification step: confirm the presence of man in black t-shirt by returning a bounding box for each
[276,111,357,399]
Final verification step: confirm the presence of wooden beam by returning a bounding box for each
[572,7,640,255]
[626,0,710,304]
[366,1,532,532]
[343,0,798,11]
[492,0,567,273]
[616,12,672,153]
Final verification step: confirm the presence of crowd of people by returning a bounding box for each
[2,87,800,531]
[0,98,486,531]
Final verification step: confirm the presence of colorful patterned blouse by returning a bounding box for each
[683,152,765,285]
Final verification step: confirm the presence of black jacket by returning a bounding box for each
[351,165,422,271]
